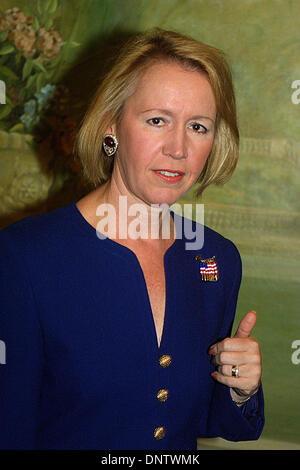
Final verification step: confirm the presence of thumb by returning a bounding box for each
[234,310,257,338]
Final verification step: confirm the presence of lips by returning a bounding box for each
[154,168,185,176]
[153,169,185,183]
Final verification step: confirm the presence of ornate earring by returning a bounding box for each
[103,134,118,157]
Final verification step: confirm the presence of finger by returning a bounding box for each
[211,371,249,389]
[234,310,257,338]
[213,351,259,366]
[217,364,246,377]
[217,363,261,378]
[211,370,261,396]
[210,337,258,355]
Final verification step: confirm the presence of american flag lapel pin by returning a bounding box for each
[195,255,219,282]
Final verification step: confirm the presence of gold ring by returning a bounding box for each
[232,365,239,377]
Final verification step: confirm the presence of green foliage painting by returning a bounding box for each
[0,2,64,132]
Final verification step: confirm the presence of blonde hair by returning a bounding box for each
[74,28,239,198]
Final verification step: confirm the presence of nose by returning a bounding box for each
[162,125,187,160]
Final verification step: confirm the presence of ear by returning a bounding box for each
[105,124,117,136]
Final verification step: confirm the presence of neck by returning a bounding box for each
[94,178,176,246]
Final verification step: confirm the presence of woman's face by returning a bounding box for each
[111,60,217,206]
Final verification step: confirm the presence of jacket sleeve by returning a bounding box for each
[0,228,45,449]
[204,240,265,441]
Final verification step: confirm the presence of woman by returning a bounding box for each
[0,28,264,450]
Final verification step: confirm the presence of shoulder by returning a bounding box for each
[203,223,242,269]
[173,210,241,263]
[172,210,242,292]
[0,202,76,256]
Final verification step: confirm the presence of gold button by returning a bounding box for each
[157,389,169,402]
[154,426,166,440]
[159,354,172,368]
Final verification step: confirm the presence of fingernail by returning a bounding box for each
[211,371,217,378]
[208,347,215,355]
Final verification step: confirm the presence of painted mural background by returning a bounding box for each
[0,0,299,449]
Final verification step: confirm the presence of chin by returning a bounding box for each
[145,192,182,208]
[132,183,186,207]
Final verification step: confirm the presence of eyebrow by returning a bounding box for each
[141,108,215,123]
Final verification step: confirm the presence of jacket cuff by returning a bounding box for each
[212,381,265,441]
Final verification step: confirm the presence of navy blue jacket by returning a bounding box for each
[0,201,264,449]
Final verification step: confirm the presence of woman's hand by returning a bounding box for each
[209,311,262,399]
